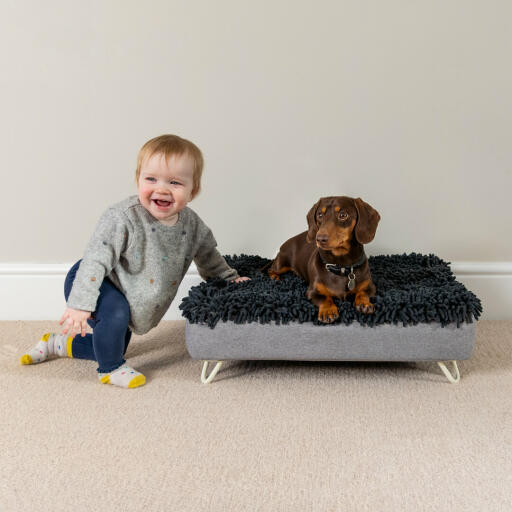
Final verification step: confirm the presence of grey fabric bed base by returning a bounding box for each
[185,321,476,384]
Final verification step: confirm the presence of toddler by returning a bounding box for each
[20,134,249,388]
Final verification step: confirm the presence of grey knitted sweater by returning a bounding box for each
[66,196,239,334]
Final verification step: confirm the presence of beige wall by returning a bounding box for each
[2,1,511,263]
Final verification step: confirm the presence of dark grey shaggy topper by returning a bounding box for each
[179,254,482,329]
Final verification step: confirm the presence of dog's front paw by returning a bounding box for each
[355,302,375,314]
[318,303,339,323]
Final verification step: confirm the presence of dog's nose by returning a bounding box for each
[316,234,329,245]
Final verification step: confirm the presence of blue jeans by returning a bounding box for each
[64,260,132,373]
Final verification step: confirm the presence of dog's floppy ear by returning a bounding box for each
[306,199,321,243]
[354,198,380,244]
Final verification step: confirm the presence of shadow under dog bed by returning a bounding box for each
[180,254,482,384]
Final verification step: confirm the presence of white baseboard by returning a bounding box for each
[0,263,203,322]
[448,262,511,320]
[0,261,510,321]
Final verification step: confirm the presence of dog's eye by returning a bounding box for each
[338,212,348,220]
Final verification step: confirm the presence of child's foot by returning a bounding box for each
[20,333,72,365]
[98,365,145,389]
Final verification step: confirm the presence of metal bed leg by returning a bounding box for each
[201,360,461,384]
[437,360,460,384]
[201,360,223,384]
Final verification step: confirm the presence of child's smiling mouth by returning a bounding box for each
[152,199,173,209]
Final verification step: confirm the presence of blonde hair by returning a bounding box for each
[136,134,204,199]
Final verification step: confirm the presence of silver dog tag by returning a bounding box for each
[347,271,356,291]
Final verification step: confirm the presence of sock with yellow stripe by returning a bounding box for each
[20,333,73,365]
[98,364,146,389]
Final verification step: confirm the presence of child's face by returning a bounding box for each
[137,152,195,225]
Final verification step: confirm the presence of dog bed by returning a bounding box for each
[181,254,482,384]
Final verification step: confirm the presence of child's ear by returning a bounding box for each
[189,187,199,201]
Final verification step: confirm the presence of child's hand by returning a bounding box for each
[232,276,251,283]
[59,308,92,338]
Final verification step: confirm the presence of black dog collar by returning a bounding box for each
[320,252,367,275]
[320,252,367,290]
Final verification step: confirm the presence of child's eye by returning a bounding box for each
[145,177,156,182]
[170,181,181,186]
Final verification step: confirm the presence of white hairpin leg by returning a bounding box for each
[201,360,223,384]
[437,361,460,384]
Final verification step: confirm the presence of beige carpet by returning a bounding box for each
[1,320,511,511]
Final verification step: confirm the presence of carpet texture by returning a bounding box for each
[180,254,483,328]
[1,320,511,511]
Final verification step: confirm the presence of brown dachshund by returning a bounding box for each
[269,196,380,323]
